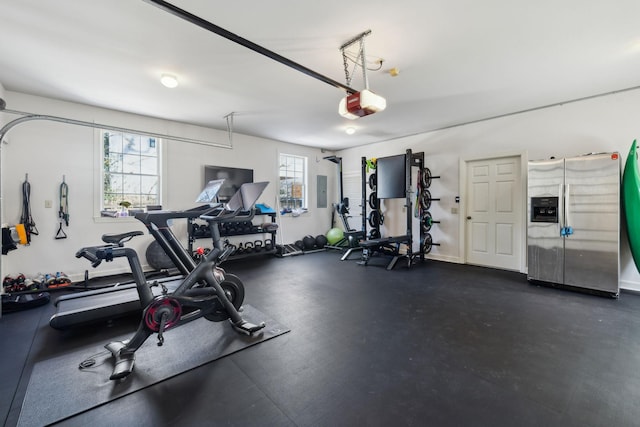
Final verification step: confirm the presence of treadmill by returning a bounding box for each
[49,180,227,330]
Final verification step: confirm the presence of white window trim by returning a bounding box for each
[278,152,308,211]
[93,128,167,222]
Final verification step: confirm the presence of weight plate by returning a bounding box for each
[369,173,377,190]
[421,211,433,233]
[368,210,381,228]
[421,168,432,188]
[420,189,432,211]
[369,228,380,239]
[421,233,433,254]
[369,192,378,209]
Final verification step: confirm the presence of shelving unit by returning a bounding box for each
[188,212,278,260]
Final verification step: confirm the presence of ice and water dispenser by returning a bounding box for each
[530,196,558,223]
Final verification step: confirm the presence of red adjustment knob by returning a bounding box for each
[196,247,205,255]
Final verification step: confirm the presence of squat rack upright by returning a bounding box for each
[352,149,426,269]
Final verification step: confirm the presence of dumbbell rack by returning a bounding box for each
[187,212,278,260]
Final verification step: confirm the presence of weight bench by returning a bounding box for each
[356,235,411,270]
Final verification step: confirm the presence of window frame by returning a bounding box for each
[95,129,164,221]
[278,153,308,210]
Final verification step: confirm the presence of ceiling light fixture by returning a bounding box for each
[160,73,179,88]
[345,127,356,135]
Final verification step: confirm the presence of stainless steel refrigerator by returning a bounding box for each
[527,153,620,295]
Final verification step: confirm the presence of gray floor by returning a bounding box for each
[2,251,640,426]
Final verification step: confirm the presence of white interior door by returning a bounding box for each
[465,156,522,270]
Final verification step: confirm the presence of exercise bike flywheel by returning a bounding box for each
[204,273,245,322]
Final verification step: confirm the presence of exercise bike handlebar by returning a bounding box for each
[75,246,103,268]
[76,244,140,268]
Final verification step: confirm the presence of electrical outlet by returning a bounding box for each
[45,200,53,208]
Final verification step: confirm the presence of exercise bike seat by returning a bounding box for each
[102,231,144,245]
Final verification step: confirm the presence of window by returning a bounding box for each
[279,153,307,209]
[101,130,161,215]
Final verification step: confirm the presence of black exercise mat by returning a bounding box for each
[17,305,289,426]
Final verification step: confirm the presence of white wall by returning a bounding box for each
[5,88,639,291]
[337,88,640,291]
[0,91,336,281]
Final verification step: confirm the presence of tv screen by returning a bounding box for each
[376,154,406,199]
[204,166,254,203]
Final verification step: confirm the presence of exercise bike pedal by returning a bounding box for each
[231,320,266,335]
[105,341,136,380]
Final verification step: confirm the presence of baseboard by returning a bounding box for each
[425,254,461,264]
[620,279,640,293]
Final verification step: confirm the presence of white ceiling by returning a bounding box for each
[2,0,640,151]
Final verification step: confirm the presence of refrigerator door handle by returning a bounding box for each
[564,184,573,236]
[559,183,565,236]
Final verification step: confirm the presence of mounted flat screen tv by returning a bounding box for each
[376,154,406,199]
[204,165,254,203]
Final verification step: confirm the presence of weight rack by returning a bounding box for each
[416,163,441,259]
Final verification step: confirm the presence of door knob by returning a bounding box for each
[466,216,472,220]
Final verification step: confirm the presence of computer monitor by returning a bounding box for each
[377,154,406,199]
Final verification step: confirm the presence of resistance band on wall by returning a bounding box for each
[56,176,69,239]
[21,174,39,244]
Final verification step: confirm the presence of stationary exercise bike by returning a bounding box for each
[75,182,269,380]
